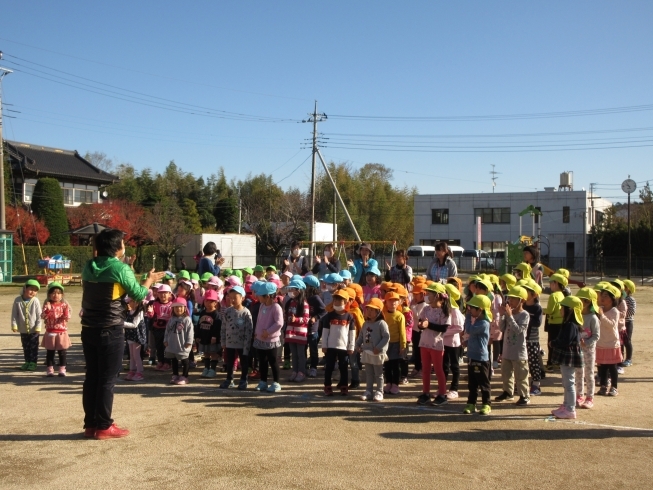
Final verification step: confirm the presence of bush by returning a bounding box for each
[12,245,168,276]
[31,178,70,246]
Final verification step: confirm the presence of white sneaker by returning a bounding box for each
[373,391,383,402]
[308,368,317,378]
[617,366,625,375]
[446,390,459,400]
[361,391,372,401]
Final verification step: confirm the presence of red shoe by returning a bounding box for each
[248,369,260,380]
[94,424,130,440]
[83,427,96,438]
[324,385,334,396]
[340,385,349,396]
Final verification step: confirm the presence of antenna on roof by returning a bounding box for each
[490,164,501,193]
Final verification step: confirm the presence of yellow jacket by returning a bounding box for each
[544,291,565,325]
[383,309,407,349]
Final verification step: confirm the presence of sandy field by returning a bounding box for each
[1,284,652,490]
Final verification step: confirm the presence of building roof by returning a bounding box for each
[4,140,119,185]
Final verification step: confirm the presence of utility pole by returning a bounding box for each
[0,52,12,231]
[302,101,327,263]
[583,209,587,285]
[238,187,242,234]
[333,175,337,242]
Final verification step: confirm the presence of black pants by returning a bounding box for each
[526,341,542,383]
[546,324,561,366]
[46,349,67,367]
[399,358,409,378]
[81,326,124,430]
[622,320,633,361]
[308,333,319,369]
[258,347,281,383]
[467,360,491,405]
[171,358,189,377]
[599,363,618,389]
[442,345,460,392]
[384,358,401,385]
[283,340,290,362]
[490,340,502,363]
[20,332,39,363]
[224,348,249,381]
[324,348,348,387]
[152,329,167,363]
[411,331,422,371]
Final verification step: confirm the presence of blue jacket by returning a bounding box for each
[348,258,379,285]
[464,313,489,362]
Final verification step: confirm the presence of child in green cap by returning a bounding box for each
[11,279,43,371]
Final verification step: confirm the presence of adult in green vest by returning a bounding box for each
[80,229,165,440]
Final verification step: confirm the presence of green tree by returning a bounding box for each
[32,177,70,246]
[181,198,203,234]
[214,196,239,233]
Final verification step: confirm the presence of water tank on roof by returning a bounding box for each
[560,171,573,189]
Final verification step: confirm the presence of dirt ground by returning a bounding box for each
[1,283,652,490]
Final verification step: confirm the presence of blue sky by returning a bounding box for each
[1,1,652,201]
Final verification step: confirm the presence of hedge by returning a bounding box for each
[12,245,169,276]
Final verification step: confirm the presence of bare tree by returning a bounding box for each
[84,151,115,173]
[148,200,192,270]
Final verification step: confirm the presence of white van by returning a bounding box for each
[448,245,464,259]
[407,246,435,257]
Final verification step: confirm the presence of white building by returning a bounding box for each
[413,183,611,263]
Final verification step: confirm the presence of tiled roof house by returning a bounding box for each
[4,140,119,207]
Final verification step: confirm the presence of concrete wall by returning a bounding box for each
[414,190,611,258]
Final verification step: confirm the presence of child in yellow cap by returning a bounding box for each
[544,273,568,372]
[549,296,584,419]
[463,294,492,415]
[621,280,636,367]
[575,288,600,409]
[495,286,531,406]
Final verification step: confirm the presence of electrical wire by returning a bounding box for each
[329,103,653,122]
[0,37,311,102]
[4,55,299,123]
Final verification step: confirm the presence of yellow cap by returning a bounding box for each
[506,285,528,301]
[500,274,517,289]
[550,273,569,288]
[467,294,492,321]
[445,283,461,309]
[623,279,636,294]
[560,295,584,325]
[576,287,598,313]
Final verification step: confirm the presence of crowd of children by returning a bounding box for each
[11,245,639,420]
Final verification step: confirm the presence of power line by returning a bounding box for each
[323,142,653,153]
[329,103,653,122]
[0,37,311,102]
[4,55,298,123]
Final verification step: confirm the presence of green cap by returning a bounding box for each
[233,270,243,279]
[243,267,253,275]
[266,265,277,271]
[191,273,200,281]
[47,281,64,292]
[253,265,265,272]
[25,279,41,290]
[178,270,191,280]
[200,272,213,282]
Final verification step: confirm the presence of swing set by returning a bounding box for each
[299,240,398,267]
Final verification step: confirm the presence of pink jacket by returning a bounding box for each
[443,308,464,348]
[284,299,310,344]
[489,294,503,341]
[254,302,284,344]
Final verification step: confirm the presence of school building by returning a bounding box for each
[413,183,612,268]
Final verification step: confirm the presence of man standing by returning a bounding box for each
[81,229,165,440]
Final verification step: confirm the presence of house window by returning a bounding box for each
[534,206,541,223]
[563,206,570,223]
[63,189,74,205]
[75,189,95,204]
[431,208,449,224]
[474,207,510,224]
[24,183,35,202]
